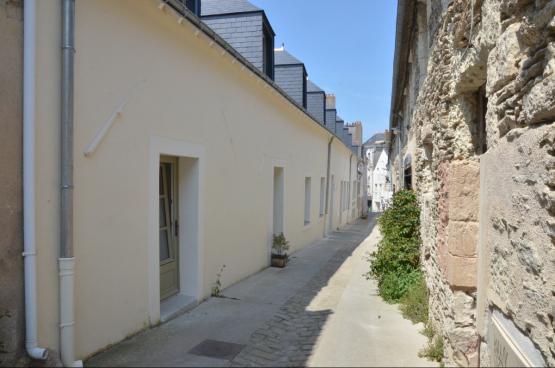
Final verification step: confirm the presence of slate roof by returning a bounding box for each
[274,49,303,65]
[201,0,261,16]
[363,133,385,147]
[307,79,324,93]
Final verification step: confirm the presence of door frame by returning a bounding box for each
[148,137,205,325]
[159,156,179,300]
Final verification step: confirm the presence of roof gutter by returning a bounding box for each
[388,0,415,129]
[324,136,334,236]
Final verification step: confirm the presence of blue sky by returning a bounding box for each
[250,0,397,142]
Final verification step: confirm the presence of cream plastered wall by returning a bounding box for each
[34,0,359,359]
[329,140,357,230]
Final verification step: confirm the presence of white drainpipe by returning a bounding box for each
[23,0,48,361]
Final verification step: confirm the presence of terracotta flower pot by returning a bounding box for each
[271,254,288,268]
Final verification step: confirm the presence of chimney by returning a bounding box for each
[326,94,336,109]
[384,130,393,149]
[345,121,363,146]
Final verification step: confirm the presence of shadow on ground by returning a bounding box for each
[229,218,376,367]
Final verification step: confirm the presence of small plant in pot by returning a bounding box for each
[271,233,290,268]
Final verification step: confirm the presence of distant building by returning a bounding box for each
[363,133,392,212]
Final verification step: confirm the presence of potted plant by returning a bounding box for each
[271,233,290,268]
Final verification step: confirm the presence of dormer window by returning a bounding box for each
[185,0,201,15]
[171,0,201,16]
[262,23,274,80]
[201,0,275,78]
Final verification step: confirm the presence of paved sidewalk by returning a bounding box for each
[87,216,434,367]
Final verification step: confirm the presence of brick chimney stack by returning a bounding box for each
[326,94,336,109]
[346,121,363,146]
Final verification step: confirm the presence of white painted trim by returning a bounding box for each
[147,136,205,324]
[267,157,286,264]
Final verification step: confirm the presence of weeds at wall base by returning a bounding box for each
[418,326,444,364]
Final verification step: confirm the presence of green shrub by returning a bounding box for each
[365,190,443,363]
[366,190,422,303]
[376,269,422,302]
[400,273,429,324]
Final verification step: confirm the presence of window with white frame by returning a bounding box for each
[340,181,344,211]
[341,181,348,211]
[304,177,311,225]
[341,181,344,211]
[347,180,351,209]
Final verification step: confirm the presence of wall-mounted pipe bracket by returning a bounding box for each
[83,81,144,157]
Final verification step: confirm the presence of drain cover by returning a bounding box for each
[188,339,245,360]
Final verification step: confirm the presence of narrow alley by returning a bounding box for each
[3,0,553,366]
[87,217,433,367]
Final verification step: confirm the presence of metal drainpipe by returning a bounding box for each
[349,154,353,214]
[398,119,403,190]
[60,1,82,366]
[324,136,334,236]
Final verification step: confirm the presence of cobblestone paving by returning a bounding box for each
[230,232,366,367]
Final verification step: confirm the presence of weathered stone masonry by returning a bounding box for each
[390,0,555,366]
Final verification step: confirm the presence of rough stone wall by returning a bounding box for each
[407,0,555,365]
[477,124,554,366]
[0,0,25,366]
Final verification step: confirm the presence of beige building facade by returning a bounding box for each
[390,0,554,366]
[0,0,25,366]
[20,0,362,363]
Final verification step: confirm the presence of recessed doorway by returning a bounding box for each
[273,167,284,236]
[149,138,205,324]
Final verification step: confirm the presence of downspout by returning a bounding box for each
[398,119,403,190]
[361,149,368,218]
[349,153,353,219]
[60,1,82,366]
[23,0,48,360]
[324,136,334,236]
